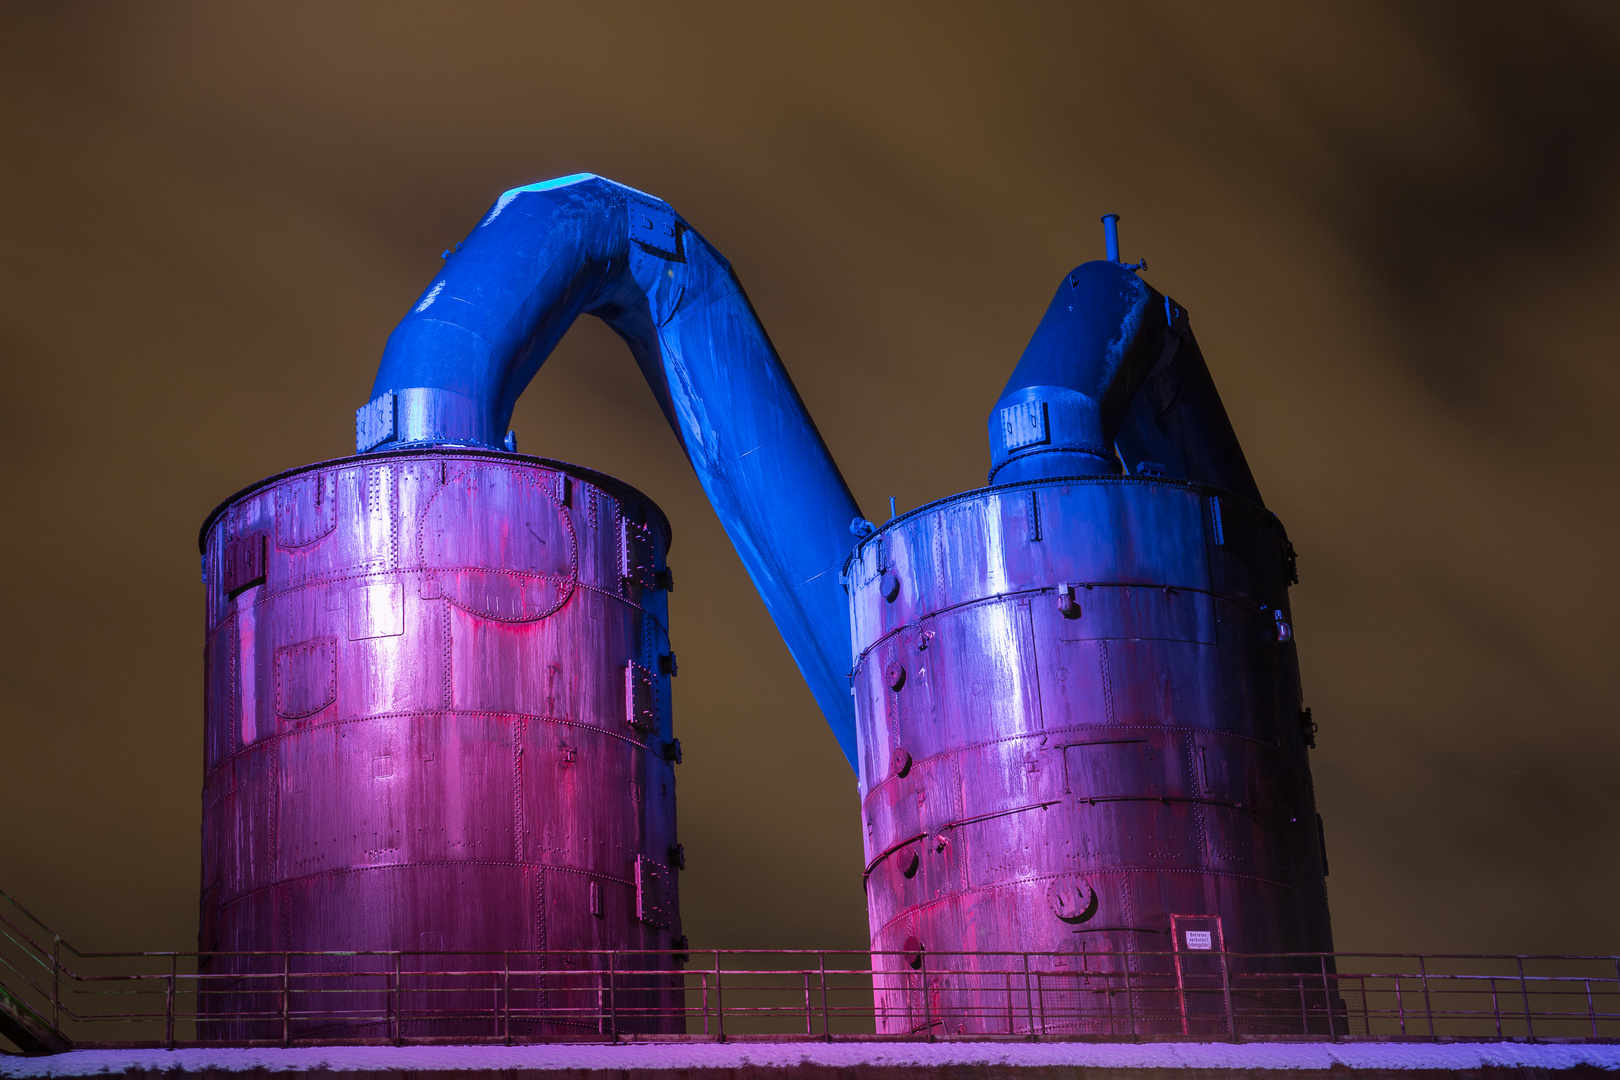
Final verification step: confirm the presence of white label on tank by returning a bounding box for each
[1002,400,1048,451]
[1185,930,1213,950]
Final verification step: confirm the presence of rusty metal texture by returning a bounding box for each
[845,475,1333,1035]
[196,448,684,1038]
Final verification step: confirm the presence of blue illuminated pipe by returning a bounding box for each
[359,174,864,767]
[986,257,1161,484]
[1101,213,1121,263]
[987,215,1261,502]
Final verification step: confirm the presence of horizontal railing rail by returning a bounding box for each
[3,892,1618,1051]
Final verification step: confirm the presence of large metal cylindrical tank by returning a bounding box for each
[848,474,1331,1035]
[197,448,683,1038]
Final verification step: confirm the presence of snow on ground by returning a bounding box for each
[4,1041,1620,1075]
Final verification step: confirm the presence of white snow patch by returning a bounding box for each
[5,1041,1620,1075]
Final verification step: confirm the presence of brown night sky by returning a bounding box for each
[2,3,1618,963]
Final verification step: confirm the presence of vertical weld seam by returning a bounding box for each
[388,464,399,569]
[441,597,453,710]
[512,717,525,862]
[615,504,627,599]
[228,615,239,759]
[886,641,901,748]
[1121,879,1136,971]
[932,516,945,596]
[535,865,548,1008]
[269,736,280,892]
[1186,737,1209,866]
[1098,640,1115,725]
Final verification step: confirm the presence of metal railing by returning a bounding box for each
[4,888,1618,1050]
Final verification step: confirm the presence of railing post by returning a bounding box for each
[804,969,813,1035]
[1320,955,1336,1042]
[166,954,177,1049]
[1104,967,1115,1035]
[1395,974,1405,1036]
[1022,953,1035,1040]
[606,951,617,1043]
[713,951,725,1043]
[919,949,932,1040]
[393,951,403,1045]
[1587,978,1597,1039]
[1123,953,1137,1042]
[1221,947,1237,1042]
[1490,977,1501,1037]
[51,935,61,1032]
[1419,956,1435,1040]
[281,951,291,1049]
[820,952,831,1041]
[1176,944,1189,1037]
[1518,955,1534,1042]
[502,951,511,1045]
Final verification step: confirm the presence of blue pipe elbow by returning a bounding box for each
[361,174,864,768]
[988,258,1263,505]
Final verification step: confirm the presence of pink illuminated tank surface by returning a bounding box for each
[198,449,683,1038]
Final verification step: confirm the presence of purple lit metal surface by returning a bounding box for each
[847,475,1333,1035]
[185,182,1338,1044]
[197,449,683,1038]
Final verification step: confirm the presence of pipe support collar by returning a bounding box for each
[357,387,497,452]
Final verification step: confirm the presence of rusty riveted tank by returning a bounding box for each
[847,216,1334,1036]
[198,450,682,1038]
[197,174,1336,1039]
[196,173,871,1038]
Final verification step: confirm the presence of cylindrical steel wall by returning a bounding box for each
[198,449,683,1038]
[846,475,1332,1036]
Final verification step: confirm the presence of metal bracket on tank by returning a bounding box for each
[625,662,657,732]
[635,856,674,927]
[355,391,396,452]
[628,198,683,260]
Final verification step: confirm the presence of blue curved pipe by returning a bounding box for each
[986,260,1162,484]
[360,174,863,767]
